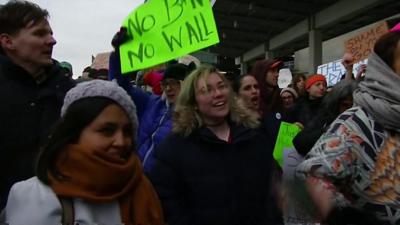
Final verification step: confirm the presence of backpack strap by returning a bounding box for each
[0,208,5,223]
[58,196,74,225]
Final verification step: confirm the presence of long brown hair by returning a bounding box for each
[251,59,283,114]
[374,31,400,70]
[292,74,306,96]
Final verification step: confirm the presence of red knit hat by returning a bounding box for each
[305,74,327,90]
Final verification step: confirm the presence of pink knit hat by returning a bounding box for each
[390,23,400,32]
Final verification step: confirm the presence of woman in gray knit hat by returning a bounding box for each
[2,80,164,225]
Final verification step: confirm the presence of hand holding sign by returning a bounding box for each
[341,52,354,71]
[111,27,129,49]
[119,0,220,73]
[273,122,302,167]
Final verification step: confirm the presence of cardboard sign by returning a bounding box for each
[119,0,220,73]
[91,52,111,70]
[344,21,388,63]
[273,122,302,168]
[317,59,368,87]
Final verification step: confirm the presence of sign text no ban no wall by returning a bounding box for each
[120,0,220,73]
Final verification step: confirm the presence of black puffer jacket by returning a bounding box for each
[0,54,75,208]
[148,122,277,225]
[287,96,323,127]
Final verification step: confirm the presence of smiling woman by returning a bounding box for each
[148,64,280,225]
[2,80,164,225]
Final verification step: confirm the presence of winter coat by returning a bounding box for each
[287,96,322,127]
[148,121,277,225]
[260,110,296,145]
[3,177,122,225]
[292,111,329,156]
[296,106,400,224]
[109,52,172,173]
[0,54,75,208]
[134,90,173,172]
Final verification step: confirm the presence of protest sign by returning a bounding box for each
[91,52,111,70]
[120,0,220,73]
[344,21,388,63]
[273,122,302,168]
[278,68,293,88]
[317,58,368,86]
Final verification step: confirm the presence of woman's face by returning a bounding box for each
[238,76,259,110]
[76,104,133,159]
[296,77,305,91]
[161,78,181,104]
[307,81,327,100]
[393,40,400,76]
[265,68,279,87]
[281,91,295,109]
[195,72,230,126]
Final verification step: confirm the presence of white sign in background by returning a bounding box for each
[317,59,368,86]
[278,68,293,88]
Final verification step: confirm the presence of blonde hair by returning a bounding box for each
[173,64,260,136]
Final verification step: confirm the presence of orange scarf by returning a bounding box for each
[49,145,164,225]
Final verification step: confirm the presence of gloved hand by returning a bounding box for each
[111,27,129,49]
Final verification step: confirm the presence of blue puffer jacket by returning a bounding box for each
[109,52,173,173]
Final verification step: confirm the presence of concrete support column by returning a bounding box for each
[308,16,322,74]
[235,56,248,75]
[264,42,275,60]
[265,51,275,60]
[240,62,248,75]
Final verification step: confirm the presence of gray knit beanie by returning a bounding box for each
[61,80,138,138]
[280,87,298,99]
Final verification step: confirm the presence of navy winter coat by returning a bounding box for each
[148,122,277,225]
[0,54,75,208]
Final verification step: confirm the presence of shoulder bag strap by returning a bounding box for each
[58,196,74,225]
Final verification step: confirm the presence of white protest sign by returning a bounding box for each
[278,68,293,88]
[317,58,368,86]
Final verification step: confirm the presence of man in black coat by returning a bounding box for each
[0,0,75,208]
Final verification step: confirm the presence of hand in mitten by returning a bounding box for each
[111,27,129,50]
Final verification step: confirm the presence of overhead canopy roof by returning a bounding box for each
[209,0,400,60]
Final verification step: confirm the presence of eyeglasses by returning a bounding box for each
[161,79,181,88]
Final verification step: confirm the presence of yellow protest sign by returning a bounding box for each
[119,0,220,73]
[273,122,302,168]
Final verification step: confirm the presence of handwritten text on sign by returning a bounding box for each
[119,0,220,73]
[317,58,368,86]
[273,122,302,168]
[344,22,388,63]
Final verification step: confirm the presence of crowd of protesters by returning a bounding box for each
[1,1,400,225]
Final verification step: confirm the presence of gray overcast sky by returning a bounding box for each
[0,0,144,78]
